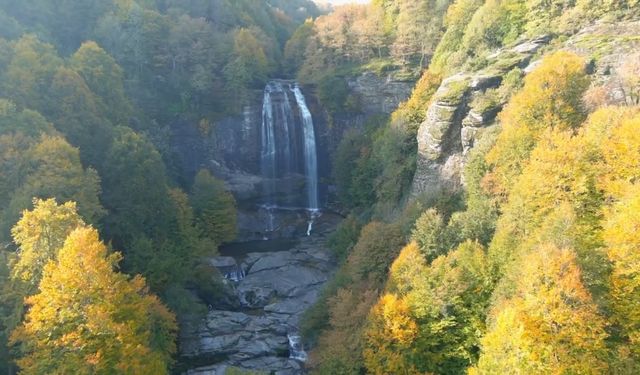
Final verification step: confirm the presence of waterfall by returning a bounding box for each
[287,334,308,362]
[281,88,293,174]
[259,81,319,211]
[223,265,245,282]
[292,84,319,210]
[260,85,276,206]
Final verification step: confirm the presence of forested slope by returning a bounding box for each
[0,1,318,373]
[297,1,640,374]
[0,0,639,374]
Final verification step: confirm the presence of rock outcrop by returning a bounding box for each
[347,71,415,115]
[411,20,640,197]
[564,20,640,106]
[180,213,340,374]
[411,36,550,196]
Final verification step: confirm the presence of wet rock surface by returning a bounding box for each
[180,214,340,374]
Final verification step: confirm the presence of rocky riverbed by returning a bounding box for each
[180,213,341,374]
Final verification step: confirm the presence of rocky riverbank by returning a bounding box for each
[180,213,341,374]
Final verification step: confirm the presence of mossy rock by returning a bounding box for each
[470,89,501,117]
[438,79,470,105]
[492,54,526,73]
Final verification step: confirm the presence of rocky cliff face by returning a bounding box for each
[411,20,640,197]
[411,36,550,196]
[327,72,414,154]
[347,71,415,115]
[170,72,413,239]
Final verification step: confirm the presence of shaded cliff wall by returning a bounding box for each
[170,72,414,206]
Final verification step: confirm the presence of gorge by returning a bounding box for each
[1,1,639,375]
[180,82,332,374]
[178,71,414,373]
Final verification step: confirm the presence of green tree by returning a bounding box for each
[1,135,104,241]
[311,221,406,373]
[284,19,314,74]
[430,0,484,73]
[70,41,133,125]
[47,66,114,166]
[392,0,451,67]
[0,249,20,374]
[411,208,447,261]
[223,27,272,106]
[0,35,62,112]
[0,0,114,53]
[461,0,527,56]
[0,99,54,138]
[347,221,406,285]
[101,126,171,247]
[190,170,237,246]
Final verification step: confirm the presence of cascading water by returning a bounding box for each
[259,81,321,235]
[260,85,276,223]
[292,84,319,211]
[287,333,308,362]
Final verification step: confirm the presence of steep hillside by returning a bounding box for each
[0,1,320,374]
[303,1,640,373]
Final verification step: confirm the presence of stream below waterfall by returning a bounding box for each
[179,212,340,375]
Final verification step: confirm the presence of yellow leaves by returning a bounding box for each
[475,244,608,374]
[363,293,418,375]
[470,306,531,374]
[10,198,84,289]
[11,227,176,374]
[603,184,640,356]
[388,242,427,295]
[378,294,418,345]
[485,51,589,198]
[486,109,640,282]
[599,114,640,199]
[391,69,442,132]
[365,239,492,374]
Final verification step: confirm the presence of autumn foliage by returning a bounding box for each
[472,245,608,374]
[10,227,176,374]
[484,51,589,198]
[316,46,640,374]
